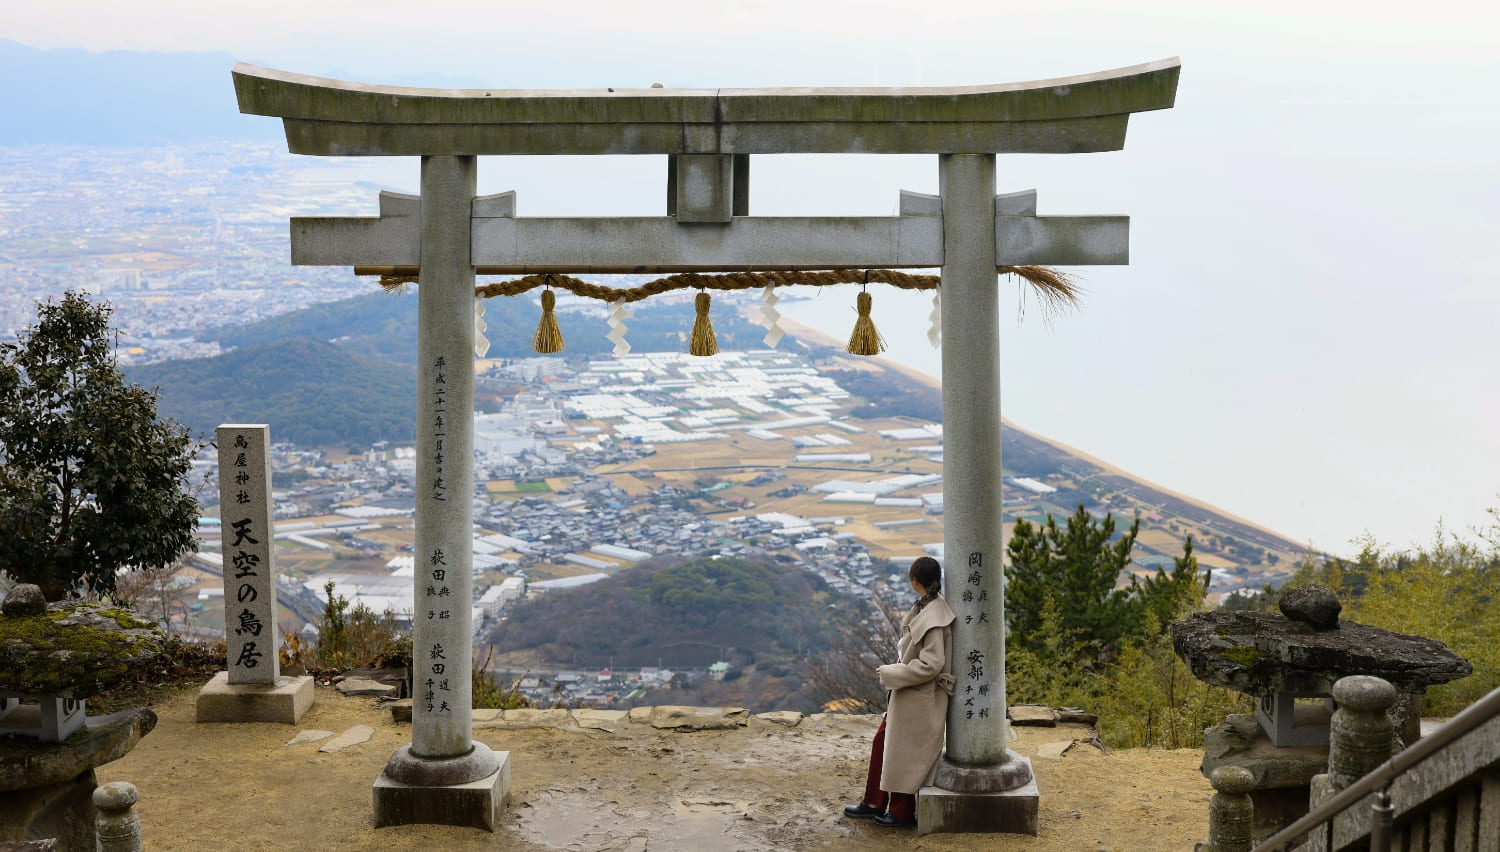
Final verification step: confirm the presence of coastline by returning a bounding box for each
[777,313,944,392]
[778,311,1304,552]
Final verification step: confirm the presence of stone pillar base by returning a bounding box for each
[195,672,314,724]
[917,775,1040,836]
[373,749,511,831]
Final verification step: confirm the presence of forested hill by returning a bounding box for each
[135,289,794,444]
[130,337,417,446]
[484,556,852,669]
[203,290,782,367]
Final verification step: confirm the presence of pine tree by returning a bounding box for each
[0,292,200,601]
[1005,504,1142,657]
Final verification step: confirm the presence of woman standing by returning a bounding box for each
[843,556,955,828]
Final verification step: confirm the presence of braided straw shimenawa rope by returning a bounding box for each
[374,267,1081,355]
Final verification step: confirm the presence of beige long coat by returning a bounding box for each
[876,596,956,794]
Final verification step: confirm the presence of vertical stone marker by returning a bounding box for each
[372,156,510,831]
[918,154,1039,835]
[196,424,314,724]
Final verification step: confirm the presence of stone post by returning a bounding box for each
[93,781,142,852]
[216,425,278,686]
[1327,675,1396,791]
[373,154,509,831]
[1206,765,1255,852]
[1306,675,1396,852]
[195,425,314,723]
[917,153,1038,835]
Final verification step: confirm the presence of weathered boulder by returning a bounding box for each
[0,585,45,618]
[0,603,164,699]
[1278,584,1341,629]
[1171,611,1471,697]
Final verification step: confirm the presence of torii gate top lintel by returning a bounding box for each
[233,58,1179,157]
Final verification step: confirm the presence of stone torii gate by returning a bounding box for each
[234,58,1179,834]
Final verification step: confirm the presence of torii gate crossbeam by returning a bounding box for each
[234,58,1179,836]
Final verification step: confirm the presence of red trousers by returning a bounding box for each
[862,715,915,822]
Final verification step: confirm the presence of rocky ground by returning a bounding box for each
[95,685,1214,851]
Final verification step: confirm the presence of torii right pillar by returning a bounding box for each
[918,153,1039,833]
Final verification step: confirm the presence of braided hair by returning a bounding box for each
[907,556,943,618]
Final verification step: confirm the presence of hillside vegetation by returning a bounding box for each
[141,290,789,443]
[205,290,779,366]
[485,555,847,672]
[130,337,417,445]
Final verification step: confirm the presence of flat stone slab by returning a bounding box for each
[474,709,573,730]
[649,706,750,731]
[284,729,335,747]
[0,707,156,792]
[1009,704,1059,726]
[755,711,803,727]
[1035,740,1074,761]
[318,725,375,753]
[1057,707,1099,725]
[196,671,315,724]
[0,603,164,698]
[1172,611,1473,696]
[628,706,653,724]
[335,677,398,698]
[572,709,628,732]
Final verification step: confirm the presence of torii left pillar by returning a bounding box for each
[373,155,509,830]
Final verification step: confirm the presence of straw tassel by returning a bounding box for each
[690,291,718,356]
[380,274,416,294]
[846,290,886,355]
[532,288,565,353]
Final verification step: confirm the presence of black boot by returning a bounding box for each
[843,801,883,819]
[874,812,917,828]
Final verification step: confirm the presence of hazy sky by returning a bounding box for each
[10,0,1500,555]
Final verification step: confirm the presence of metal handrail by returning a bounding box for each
[1253,684,1500,852]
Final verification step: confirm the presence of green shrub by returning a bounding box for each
[279,580,409,672]
[472,646,531,711]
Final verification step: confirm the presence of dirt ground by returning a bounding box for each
[96,686,1213,851]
